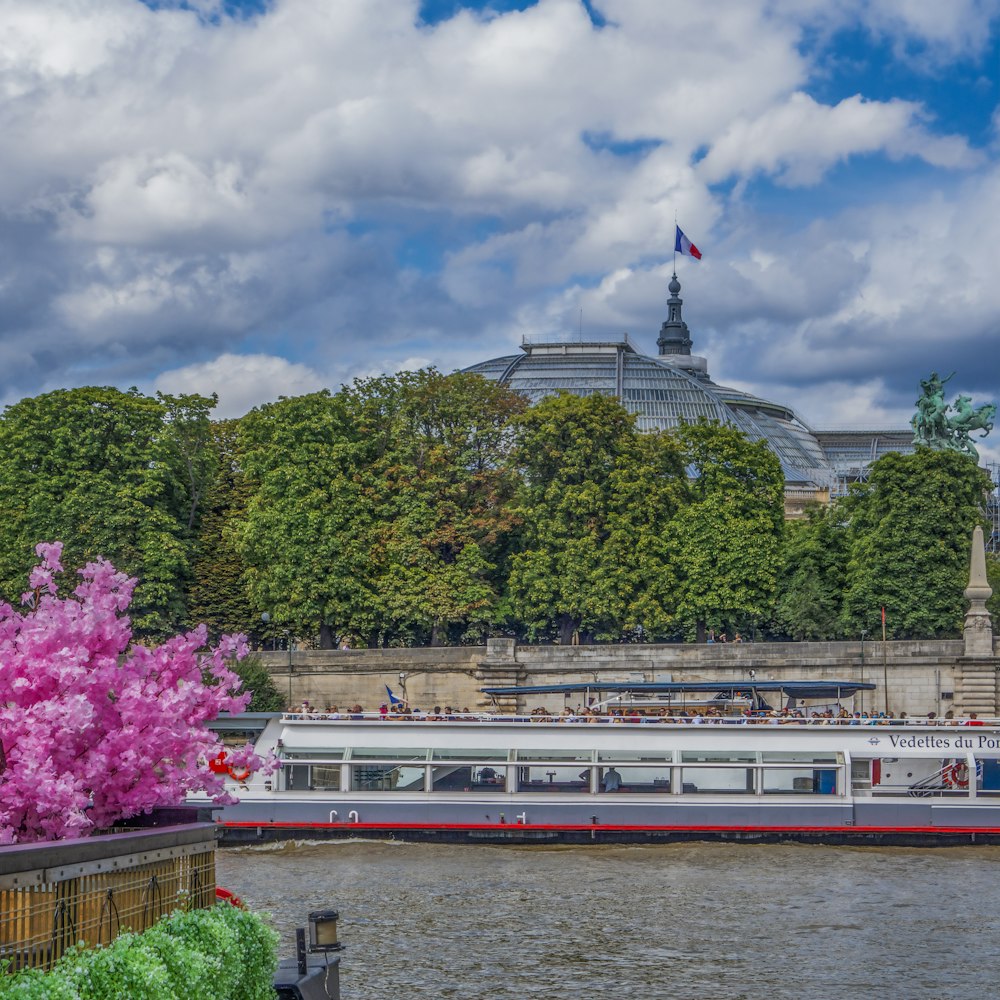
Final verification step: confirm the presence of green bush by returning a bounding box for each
[0,903,278,1000]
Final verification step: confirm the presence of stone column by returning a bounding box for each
[963,525,994,658]
[476,638,524,713]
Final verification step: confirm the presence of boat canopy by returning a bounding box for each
[480,681,876,699]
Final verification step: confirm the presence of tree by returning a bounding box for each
[667,420,785,641]
[841,448,992,638]
[229,654,285,713]
[775,503,849,640]
[352,370,526,645]
[0,543,268,844]
[505,392,685,642]
[235,390,380,647]
[0,387,215,637]
[187,420,261,641]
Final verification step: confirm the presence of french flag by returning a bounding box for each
[675,225,702,260]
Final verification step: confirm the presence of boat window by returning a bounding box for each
[976,757,1000,796]
[679,767,754,795]
[762,767,837,795]
[309,765,341,791]
[867,756,968,797]
[681,751,756,763]
[349,748,430,762]
[430,748,510,762]
[281,749,344,761]
[761,752,842,764]
[602,766,672,793]
[515,750,594,763]
[516,765,589,792]
[597,751,673,763]
[431,765,507,793]
[350,764,426,792]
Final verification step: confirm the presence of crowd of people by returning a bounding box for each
[284,701,989,725]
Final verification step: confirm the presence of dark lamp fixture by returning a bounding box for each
[308,910,342,952]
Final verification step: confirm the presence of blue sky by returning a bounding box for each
[1,0,1000,442]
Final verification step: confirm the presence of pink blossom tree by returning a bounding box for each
[0,542,269,844]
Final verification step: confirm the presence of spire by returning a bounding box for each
[657,273,692,356]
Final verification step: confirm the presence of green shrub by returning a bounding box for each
[0,903,278,1000]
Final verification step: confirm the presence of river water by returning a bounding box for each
[217,839,1000,999]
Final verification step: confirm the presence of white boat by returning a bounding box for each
[204,681,1000,845]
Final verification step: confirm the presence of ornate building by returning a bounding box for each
[464,273,913,516]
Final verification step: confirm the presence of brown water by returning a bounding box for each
[217,840,1000,999]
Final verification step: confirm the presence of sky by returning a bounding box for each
[2,0,1000,445]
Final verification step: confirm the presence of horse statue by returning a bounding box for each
[948,395,997,460]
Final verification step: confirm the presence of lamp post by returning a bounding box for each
[261,613,294,709]
[860,630,867,713]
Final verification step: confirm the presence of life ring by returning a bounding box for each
[945,762,969,788]
[208,751,251,783]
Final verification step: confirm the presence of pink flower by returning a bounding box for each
[0,543,264,843]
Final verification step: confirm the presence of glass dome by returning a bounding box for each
[464,336,835,489]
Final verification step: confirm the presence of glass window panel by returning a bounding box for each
[605,766,672,792]
[761,752,842,764]
[430,748,509,762]
[351,763,425,792]
[350,748,429,762]
[680,767,754,794]
[516,750,594,763]
[517,765,590,791]
[281,749,344,761]
[762,768,838,794]
[598,751,673,763]
[682,751,757,763]
[431,765,507,792]
[310,765,341,791]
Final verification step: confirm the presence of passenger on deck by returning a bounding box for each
[602,767,622,792]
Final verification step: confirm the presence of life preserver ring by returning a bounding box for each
[208,751,251,783]
[945,762,969,788]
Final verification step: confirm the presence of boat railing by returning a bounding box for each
[279,712,1000,727]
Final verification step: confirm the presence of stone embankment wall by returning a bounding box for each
[261,638,1000,717]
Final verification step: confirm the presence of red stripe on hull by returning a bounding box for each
[219,820,1000,835]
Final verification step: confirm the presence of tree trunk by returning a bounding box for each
[558,614,576,646]
[318,623,335,649]
[696,619,706,644]
[430,620,445,647]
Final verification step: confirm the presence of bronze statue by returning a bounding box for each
[912,373,995,461]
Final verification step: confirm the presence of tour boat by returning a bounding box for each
[204,681,1000,845]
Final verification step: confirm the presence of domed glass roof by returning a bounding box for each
[463,275,835,489]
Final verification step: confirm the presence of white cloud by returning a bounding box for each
[152,353,328,418]
[0,0,995,434]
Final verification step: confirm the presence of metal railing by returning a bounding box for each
[0,823,217,973]
[281,712,1000,727]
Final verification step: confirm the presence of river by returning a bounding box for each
[217,839,1000,999]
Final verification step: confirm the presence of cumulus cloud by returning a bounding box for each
[152,352,327,418]
[0,0,996,436]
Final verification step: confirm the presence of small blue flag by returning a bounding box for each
[385,684,404,706]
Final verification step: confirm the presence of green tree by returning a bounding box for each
[505,392,685,643]
[354,369,526,645]
[187,419,262,640]
[667,420,785,641]
[229,653,285,712]
[0,386,205,636]
[841,448,992,638]
[775,503,848,640]
[235,390,376,647]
